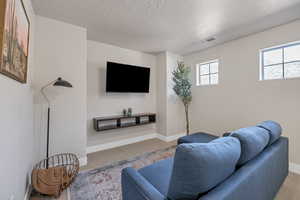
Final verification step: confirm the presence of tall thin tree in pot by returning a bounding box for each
[172,62,192,135]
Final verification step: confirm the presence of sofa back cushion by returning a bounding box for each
[167,137,241,200]
[230,126,270,165]
[257,120,282,145]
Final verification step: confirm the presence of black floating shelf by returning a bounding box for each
[93,113,156,132]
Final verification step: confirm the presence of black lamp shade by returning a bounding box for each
[53,77,72,88]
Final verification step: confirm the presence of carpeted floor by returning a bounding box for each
[70,146,175,200]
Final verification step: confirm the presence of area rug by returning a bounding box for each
[70,146,176,200]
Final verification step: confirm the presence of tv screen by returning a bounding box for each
[106,62,150,93]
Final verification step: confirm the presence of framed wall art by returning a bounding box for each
[0,0,30,83]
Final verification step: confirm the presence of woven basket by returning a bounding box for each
[32,153,79,197]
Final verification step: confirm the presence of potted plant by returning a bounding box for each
[172,62,192,135]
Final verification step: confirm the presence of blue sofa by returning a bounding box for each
[122,121,289,200]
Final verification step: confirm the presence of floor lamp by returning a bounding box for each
[41,77,72,168]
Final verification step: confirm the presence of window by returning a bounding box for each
[196,60,219,86]
[260,42,300,80]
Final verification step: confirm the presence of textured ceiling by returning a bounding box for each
[31,0,300,55]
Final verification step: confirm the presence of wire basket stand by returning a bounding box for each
[32,153,79,197]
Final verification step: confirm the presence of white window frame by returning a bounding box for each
[260,41,300,81]
[196,59,219,86]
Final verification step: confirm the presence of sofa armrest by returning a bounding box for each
[122,167,166,200]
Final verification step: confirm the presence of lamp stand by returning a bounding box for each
[41,80,55,169]
[40,77,73,169]
[46,107,50,168]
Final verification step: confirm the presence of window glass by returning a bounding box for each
[200,75,210,85]
[210,62,218,73]
[263,65,283,80]
[210,74,218,84]
[200,64,209,75]
[285,62,300,78]
[284,45,300,63]
[261,42,300,80]
[263,49,282,65]
[197,60,219,86]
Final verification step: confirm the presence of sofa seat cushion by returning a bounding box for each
[167,137,241,200]
[138,157,173,196]
[257,120,282,145]
[231,126,270,165]
[177,132,218,145]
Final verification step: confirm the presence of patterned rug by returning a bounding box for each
[70,146,176,200]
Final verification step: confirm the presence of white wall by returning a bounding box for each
[156,52,185,136]
[33,16,87,163]
[156,53,168,135]
[166,52,185,136]
[0,0,36,199]
[184,20,300,165]
[87,41,157,147]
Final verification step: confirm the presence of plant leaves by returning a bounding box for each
[172,61,192,105]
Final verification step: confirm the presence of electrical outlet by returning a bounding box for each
[9,194,14,200]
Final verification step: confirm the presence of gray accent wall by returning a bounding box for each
[156,52,186,136]
[87,41,157,147]
[33,16,87,164]
[184,20,300,166]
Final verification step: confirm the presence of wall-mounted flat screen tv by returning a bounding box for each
[106,62,150,93]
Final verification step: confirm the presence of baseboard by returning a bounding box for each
[289,162,300,174]
[86,133,185,154]
[156,133,186,142]
[24,184,32,200]
[87,133,158,154]
[79,156,87,167]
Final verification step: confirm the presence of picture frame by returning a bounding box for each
[0,0,30,83]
